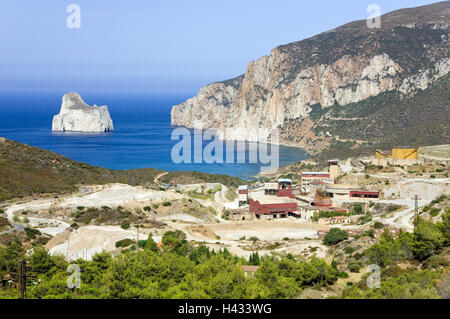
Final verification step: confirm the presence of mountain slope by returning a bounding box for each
[0,137,163,200]
[0,138,243,201]
[171,1,450,159]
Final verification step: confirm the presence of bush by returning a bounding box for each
[143,206,152,212]
[323,228,348,246]
[163,202,172,207]
[387,205,401,212]
[221,210,230,220]
[412,217,444,261]
[429,208,441,218]
[348,261,362,273]
[0,216,10,227]
[338,272,349,279]
[373,221,385,229]
[115,238,135,248]
[344,246,356,254]
[138,240,147,248]
[24,227,41,239]
[352,204,363,215]
[422,254,449,269]
[120,222,130,230]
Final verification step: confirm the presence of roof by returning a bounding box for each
[302,172,330,175]
[393,146,418,149]
[299,204,318,211]
[278,178,292,183]
[326,184,360,191]
[238,185,248,190]
[249,193,297,204]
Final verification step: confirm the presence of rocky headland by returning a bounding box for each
[171,2,450,158]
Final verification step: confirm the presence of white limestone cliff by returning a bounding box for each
[52,92,114,133]
[171,53,449,142]
[170,2,450,145]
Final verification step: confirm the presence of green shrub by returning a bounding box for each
[120,222,130,230]
[338,272,349,279]
[348,261,363,273]
[422,254,449,269]
[221,210,230,220]
[429,208,441,217]
[373,221,385,229]
[323,228,348,246]
[344,246,356,254]
[24,227,41,239]
[163,202,172,207]
[0,216,10,227]
[115,238,134,248]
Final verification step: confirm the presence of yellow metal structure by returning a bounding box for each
[392,148,418,159]
[375,150,391,159]
[375,148,418,160]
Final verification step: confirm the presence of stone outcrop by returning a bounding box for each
[52,92,114,133]
[171,2,450,147]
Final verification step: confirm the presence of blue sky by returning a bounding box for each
[0,0,439,94]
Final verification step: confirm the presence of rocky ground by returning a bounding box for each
[1,149,448,265]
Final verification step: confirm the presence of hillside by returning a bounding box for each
[171,1,450,161]
[290,73,450,161]
[0,138,243,201]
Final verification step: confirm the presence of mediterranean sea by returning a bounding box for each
[0,92,308,179]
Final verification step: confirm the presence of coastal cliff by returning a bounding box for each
[52,92,114,133]
[171,2,450,156]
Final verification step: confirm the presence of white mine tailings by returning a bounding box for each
[52,92,114,133]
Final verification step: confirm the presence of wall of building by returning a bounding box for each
[392,148,418,159]
[249,199,298,216]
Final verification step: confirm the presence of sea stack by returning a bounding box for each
[52,92,114,133]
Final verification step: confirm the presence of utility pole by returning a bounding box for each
[135,219,142,249]
[137,223,140,248]
[413,194,421,228]
[66,233,70,260]
[11,260,37,299]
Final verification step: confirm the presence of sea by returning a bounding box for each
[0,92,308,180]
